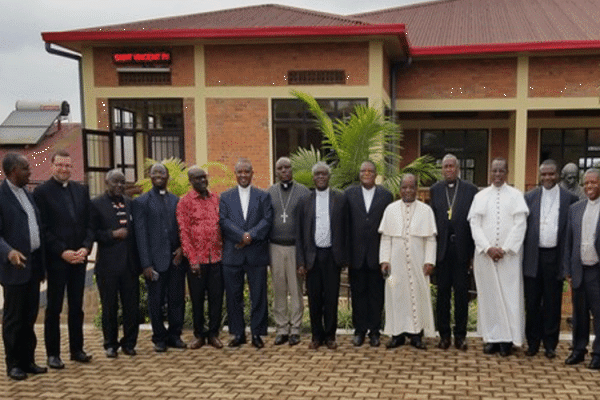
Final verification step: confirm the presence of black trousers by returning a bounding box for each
[349,262,384,337]
[524,247,563,351]
[96,271,139,350]
[45,262,86,357]
[146,265,186,345]
[223,263,268,337]
[2,277,41,370]
[435,242,470,339]
[306,248,340,342]
[187,263,224,338]
[572,265,600,356]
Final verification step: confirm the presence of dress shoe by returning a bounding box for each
[325,339,338,350]
[525,347,539,357]
[544,349,557,359]
[437,337,451,350]
[369,335,381,347]
[105,348,118,358]
[565,352,586,365]
[308,340,321,350]
[154,342,167,352]
[228,336,247,347]
[352,334,365,347]
[499,342,513,357]
[252,335,264,349]
[410,336,426,350]
[122,348,137,356]
[168,338,187,349]
[483,343,500,354]
[289,334,301,346]
[588,355,600,369]
[7,367,27,381]
[208,336,224,349]
[190,337,206,349]
[47,356,65,369]
[274,334,289,346]
[386,335,405,349]
[22,363,47,374]
[455,337,468,351]
[70,351,92,363]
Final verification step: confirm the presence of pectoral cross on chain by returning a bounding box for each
[281,211,288,223]
[447,208,452,220]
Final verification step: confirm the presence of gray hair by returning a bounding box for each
[584,168,600,180]
[105,169,125,182]
[312,161,331,175]
[442,154,459,166]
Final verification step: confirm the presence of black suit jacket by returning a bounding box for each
[33,178,93,269]
[132,187,180,273]
[429,179,478,265]
[0,180,45,285]
[219,186,273,266]
[345,185,393,270]
[523,186,578,279]
[91,193,141,277]
[296,188,348,270]
[563,199,600,289]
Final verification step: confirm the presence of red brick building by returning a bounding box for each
[41,0,600,193]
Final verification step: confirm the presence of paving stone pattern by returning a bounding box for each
[2,326,600,399]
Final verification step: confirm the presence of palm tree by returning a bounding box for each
[289,90,439,194]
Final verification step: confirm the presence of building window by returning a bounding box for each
[272,98,367,166]
[421,129,488,187]
[110,99,184,180]
[287,70,346,85]
[118,71,171,86]
[541,128,600,170]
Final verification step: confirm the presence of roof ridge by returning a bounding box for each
[84,3,369,31]
[351,0,458,17]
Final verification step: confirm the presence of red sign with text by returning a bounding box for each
[113,51,171,64]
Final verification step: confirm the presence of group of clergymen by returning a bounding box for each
[2,149,600,382]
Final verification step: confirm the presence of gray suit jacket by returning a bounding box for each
[563,198,600,289]
[523,186,578,279]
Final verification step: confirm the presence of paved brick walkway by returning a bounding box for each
[2,326,599,399]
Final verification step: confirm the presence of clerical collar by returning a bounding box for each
[52,176,69,188]
[316,187,329,196]
[280,181,293,191]
[588,197,600,205]
[152,186,167,195]
[446,179,457,188]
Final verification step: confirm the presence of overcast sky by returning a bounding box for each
[0,0,423,123]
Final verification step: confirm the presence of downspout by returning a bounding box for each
[390,56,412,125]
[45,43,85,129]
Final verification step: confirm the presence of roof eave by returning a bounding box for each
[412,40,600,56]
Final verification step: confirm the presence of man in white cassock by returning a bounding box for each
[468,157,528,357]
[379,174,436,350]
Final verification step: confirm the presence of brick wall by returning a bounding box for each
[529,55,600,97]
[206,98,270,189]
[399,129,419,169]
[96,98,109,130]
[204,42,369,86]
[93,46,194,87]
[397,58,517,99]
[490,128,510,172]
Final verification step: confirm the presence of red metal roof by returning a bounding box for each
[79,4,367,30]
[352,0,600,54]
